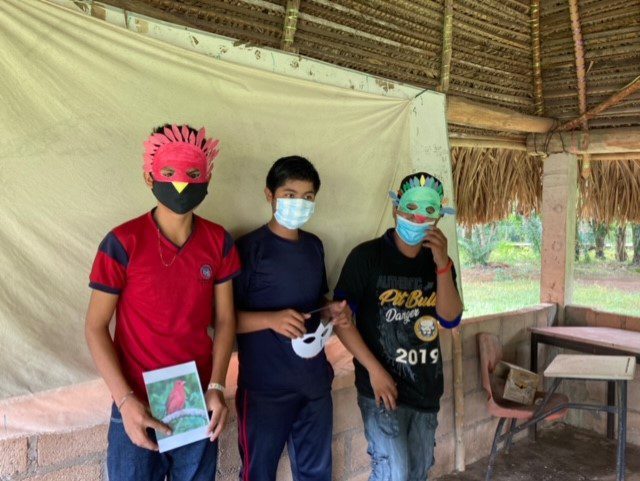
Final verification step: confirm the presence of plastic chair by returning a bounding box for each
[478,332,569,481]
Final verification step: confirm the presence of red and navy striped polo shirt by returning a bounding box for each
[89,210,240,400]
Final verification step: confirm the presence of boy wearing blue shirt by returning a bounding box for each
[233,156,350,481]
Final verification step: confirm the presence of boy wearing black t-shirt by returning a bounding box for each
[334,172,462,481]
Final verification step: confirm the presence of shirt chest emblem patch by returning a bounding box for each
[200,264,213,280]
[414,316,438,342]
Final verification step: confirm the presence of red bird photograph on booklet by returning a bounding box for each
[143,361,210,452]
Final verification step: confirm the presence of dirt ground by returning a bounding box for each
[436,423,640,481]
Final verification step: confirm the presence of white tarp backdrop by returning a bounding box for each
[0,0,456,399]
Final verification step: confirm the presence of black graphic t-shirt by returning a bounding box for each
[334,229,457,412]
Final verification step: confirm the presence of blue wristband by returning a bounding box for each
[436,312,462,329]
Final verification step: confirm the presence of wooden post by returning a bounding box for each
[540,153,578,321]
[451,327,465,472]
[436,2,465,469]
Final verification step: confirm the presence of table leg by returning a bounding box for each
[608,381,616,440]
[616,381,627,481]
[529,334,539,441]
[530,334,538,373]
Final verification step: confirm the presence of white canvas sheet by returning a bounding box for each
[0,0,454,399]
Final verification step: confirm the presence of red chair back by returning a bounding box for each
[478,332,503,401]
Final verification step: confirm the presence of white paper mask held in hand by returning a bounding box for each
[291,307,333,359]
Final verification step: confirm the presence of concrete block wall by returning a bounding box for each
[559,305,640,445]
[0,393,372,481]
[0,304,558,481]
[0,428,106,481]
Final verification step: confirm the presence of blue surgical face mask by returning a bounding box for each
[395,215,431,246]
[274,198,315,230]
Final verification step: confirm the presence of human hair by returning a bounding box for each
[266,156,321,194]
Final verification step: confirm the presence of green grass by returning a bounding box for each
[456,233,639,319]
[574,257,638,279]
[460,277,540,318]
[460,276,639,319]
[490,242,540,264]
[572,283,640,316]
[579,246,634,263]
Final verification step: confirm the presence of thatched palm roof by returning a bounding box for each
[98,0,640,224]
[580,159,640,224]
[451,147,542,227]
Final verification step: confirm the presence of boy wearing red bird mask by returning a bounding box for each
[85,124,240,481]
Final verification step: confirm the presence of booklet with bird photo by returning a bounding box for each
[143,361,210,452]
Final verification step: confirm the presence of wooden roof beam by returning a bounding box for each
[436,0,453,93]
[559,76,640,131]
[446,96,555,133]
[449,133,527,151]
[590,153,640,162]
[568,0,589,127]
[568,0,591,178]
[527,127,640,154]
[530,0,544,115]
[280,0,300,53]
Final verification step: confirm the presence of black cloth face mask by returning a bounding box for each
[151,181,208,214]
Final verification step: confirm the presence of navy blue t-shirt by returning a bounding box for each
[234,225,333,395]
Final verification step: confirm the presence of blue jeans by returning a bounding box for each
[357,395,438,481]
[107,403,218,481]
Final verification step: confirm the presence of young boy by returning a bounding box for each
[333,172,463,481]
[85,124,239,481]
[233,156,351,481]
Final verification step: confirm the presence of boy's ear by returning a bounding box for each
[264,187,274,202]
[143,172,153,188]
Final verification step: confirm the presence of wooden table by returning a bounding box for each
[535,354,636,481]
[530,326,640,439]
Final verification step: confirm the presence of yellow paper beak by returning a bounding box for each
[172,182,188,194]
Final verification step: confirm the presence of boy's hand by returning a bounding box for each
[328,300,352,328]
[423,226,449,268]
[369,364,398,411]
[268,309,309,339]
[120,395,172,451]
[205,389,228,441]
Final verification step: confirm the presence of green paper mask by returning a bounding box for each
[398,186,442,218]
